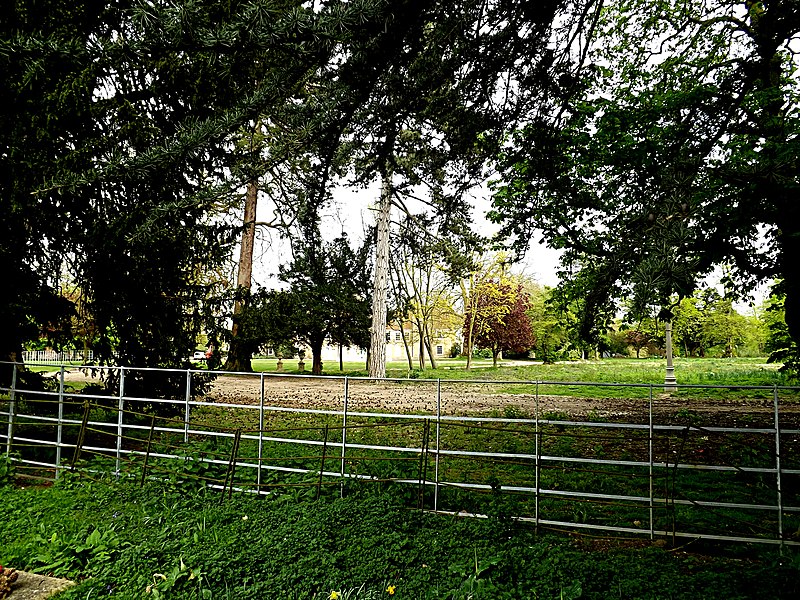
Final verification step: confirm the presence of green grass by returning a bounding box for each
[246,357,799,405]
[4,354,800,590]
[255,356,795,384]
[420,357,792,385]
[249,357,499,376]
[21,357,799,402]
[1,478,798,599]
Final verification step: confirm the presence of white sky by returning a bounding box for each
[250,181,767,311]
[250,179,563,289]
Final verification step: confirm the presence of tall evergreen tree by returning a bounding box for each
[0,0,392,387]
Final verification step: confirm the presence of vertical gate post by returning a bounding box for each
[417,419,430,510]
[184,370,192,443]
[535,380,540,531]
[55,366,65,480]
[649,384,654,540]
[317,424,329,501]
[340,377,349,498]
[434,378,441,511]
[5,364,17,455]
[257,373,265,489]
[71,400,91,469]
[221,429,242,502]
[115,367,126,477]
[140,415,156,488]
[773,385,784,552]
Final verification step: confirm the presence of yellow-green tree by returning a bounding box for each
[463,278,535,368]
[458,254,509,369]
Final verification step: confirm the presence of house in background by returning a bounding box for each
[310,319,461,367]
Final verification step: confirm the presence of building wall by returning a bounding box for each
[312,325,461,365]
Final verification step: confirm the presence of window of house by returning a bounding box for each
[395,332,402,342]
[386,332,391,342]
[436,345,444,356]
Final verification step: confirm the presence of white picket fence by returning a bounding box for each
[21,350,93,364]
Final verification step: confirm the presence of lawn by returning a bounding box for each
[246,356,799,404]
[250,356,793,386]
[23,356,796,390]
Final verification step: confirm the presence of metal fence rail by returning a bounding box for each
[1,361,799,549]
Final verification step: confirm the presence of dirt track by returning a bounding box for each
[198,372,797,428]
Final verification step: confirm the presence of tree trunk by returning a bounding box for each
[226,178,258,373]
[492,348,500,368]
[400,328,413,370]
[423,322,437,369]
[461,280,475,371]
[368,171,392,378]
[339,343,343,371]
[780,201,800,346]
[388,257,413,370]
[311,337,324,375]
[415,318,426,369]
[464,325,474,369]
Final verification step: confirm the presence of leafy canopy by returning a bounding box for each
[490,0,800,350]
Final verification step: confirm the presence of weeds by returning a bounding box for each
[0,454,14,487]
[1,479,798,599]
[3,358,800,597]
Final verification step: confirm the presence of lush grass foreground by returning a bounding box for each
[1,478,799,599]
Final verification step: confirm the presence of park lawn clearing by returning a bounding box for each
[245,357,799,403]
[1,479,798,599]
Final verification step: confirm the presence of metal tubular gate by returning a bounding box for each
[1,361,799,549]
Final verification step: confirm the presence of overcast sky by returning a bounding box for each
[250,179,562,288]
[250,181,767,310]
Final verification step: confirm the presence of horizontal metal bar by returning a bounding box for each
[427,511,800,547]
[8,457,57,469]
[655,497,800,512]
[3,360,800,392]
[8,424,795,477]
[8,400,798,437]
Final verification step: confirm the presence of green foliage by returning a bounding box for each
[764,285,800,377]
[0,481,798,599]
[239,235,372,376]
[0,454,14,487]
[490,0,800,349]
[2,0,260,377]
[147,557,210,600]
[672,290,750,358]
[445,548,505,599]
[24,523,124,577]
